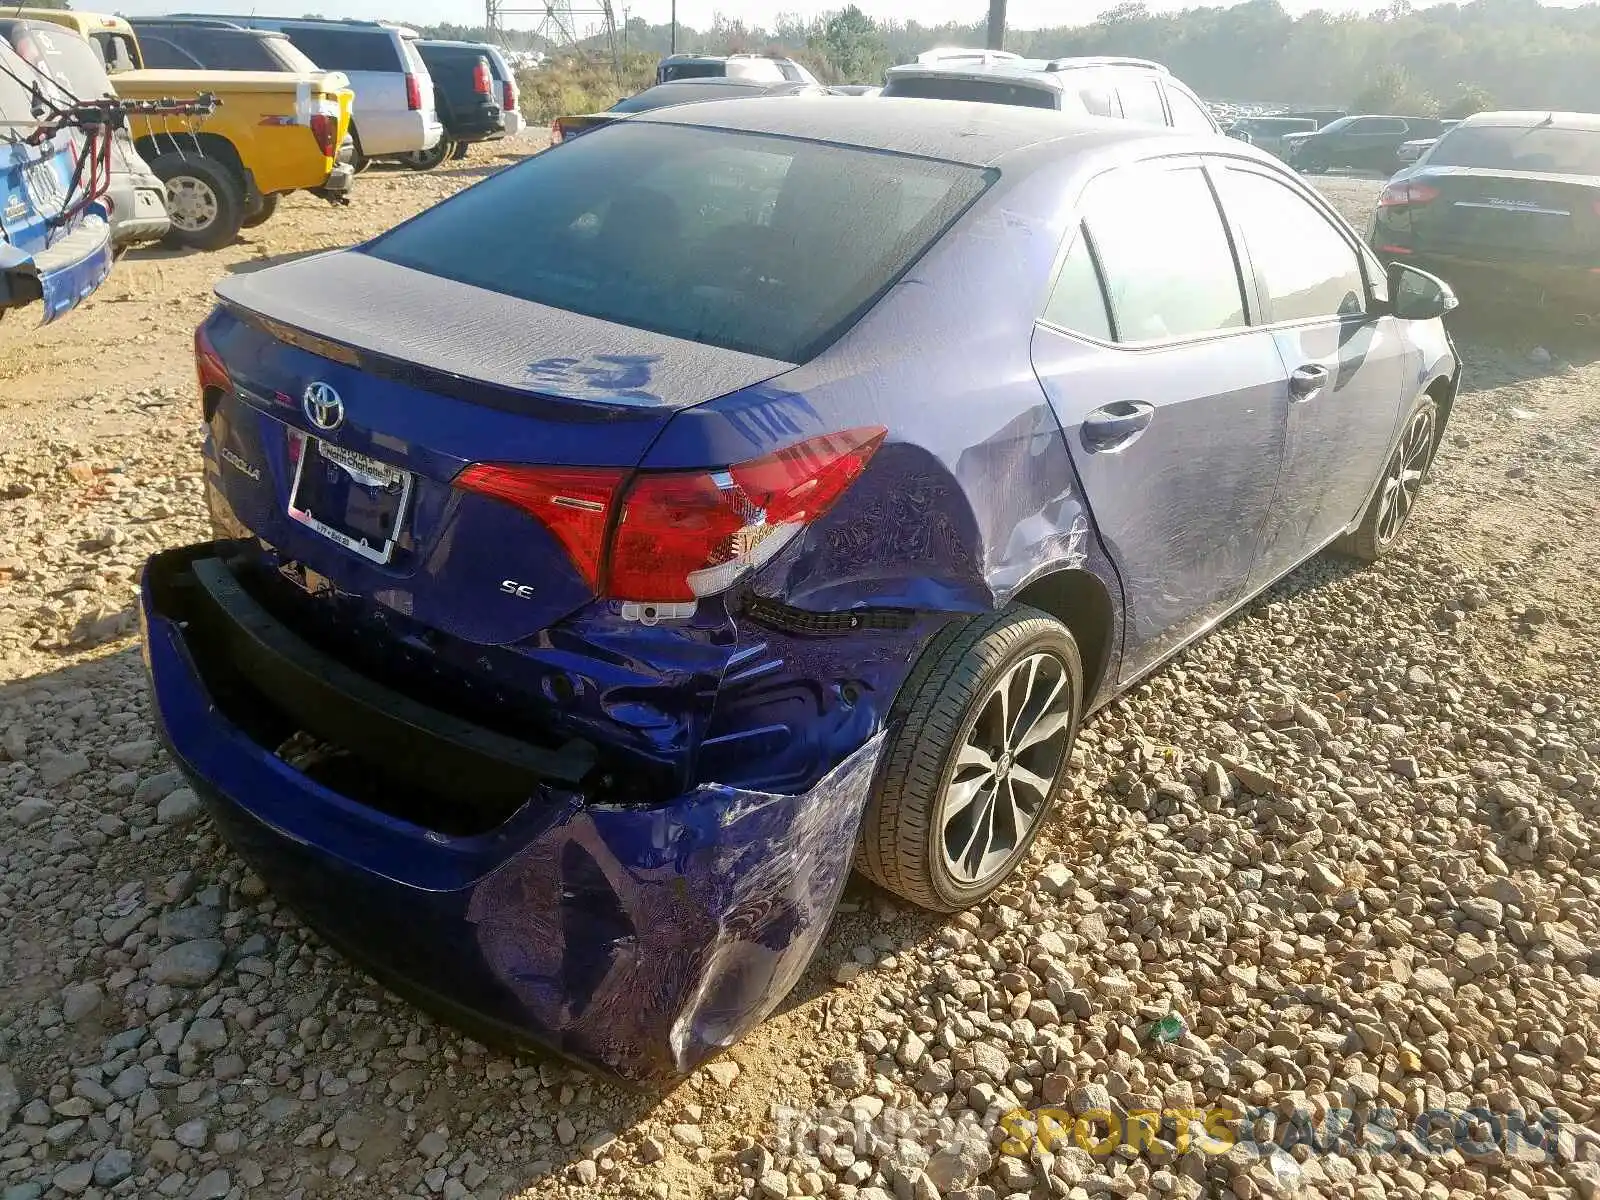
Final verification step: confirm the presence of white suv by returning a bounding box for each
[168,15,444,168]
[880,56,1222,136]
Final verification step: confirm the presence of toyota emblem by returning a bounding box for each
[302,382,345,433]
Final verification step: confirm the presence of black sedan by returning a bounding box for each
[1368,110,1600,313]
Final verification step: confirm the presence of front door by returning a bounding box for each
[1209,160,1410,588]
[1030,157,1290,684]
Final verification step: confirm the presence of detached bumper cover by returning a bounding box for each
[139,542,881,1083]
[0,210,113,323]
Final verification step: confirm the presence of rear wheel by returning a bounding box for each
[240,192,279,230]
[402,140,455,171]
[150,153,244,251]
[1335,393,1439,562]
[857,607,1083,912]
[348,130,371,174]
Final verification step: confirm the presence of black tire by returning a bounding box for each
[149,153,244,251]
[240,192,280,230]
[348,130,371,174]
[402,140,454,171]
[450,139,472,161]
[857,606,1084,912]
[1335,393,1439,563]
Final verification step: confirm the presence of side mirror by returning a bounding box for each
[1226,127,1252,144]
[1388,262,1458,321]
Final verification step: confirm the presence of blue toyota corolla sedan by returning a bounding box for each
[141,98,1459,1083]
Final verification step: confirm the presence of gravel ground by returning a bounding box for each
[1,153,1598,1200]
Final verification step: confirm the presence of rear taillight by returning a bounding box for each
[195,326,230,412]
[472,58,491,96]
[549,119,564,144]
[502,79,516,111]
[309,111,336,158]
[1379,181,1440,207]
[405,73,422,111]
[456,427,886,603]
[455,464,622,590]
[1591,199,1600,218]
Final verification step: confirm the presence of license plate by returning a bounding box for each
[287,435,412,564]
[24,161,64,214]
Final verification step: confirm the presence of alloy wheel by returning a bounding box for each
[165,176,219,232]
[1376,405,1436,546]
[938,651,1074,886]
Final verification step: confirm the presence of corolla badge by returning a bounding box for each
[302,382,344,432]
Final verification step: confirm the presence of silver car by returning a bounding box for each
[166,15,443,167]
[0,17,168,250]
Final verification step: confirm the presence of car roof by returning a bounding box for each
[165,14,415,34]
[417,39,494,49]
[634,94,1179,166]
[884,55,1170,93]
[1454,110,1600,132]
[131,18,290,37]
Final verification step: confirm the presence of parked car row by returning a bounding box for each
[0,9,526,325]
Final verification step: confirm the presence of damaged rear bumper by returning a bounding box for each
[138,541,881,1084]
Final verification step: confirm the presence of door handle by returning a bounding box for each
[1082,400,1155,452]
[1289,364,1330,402]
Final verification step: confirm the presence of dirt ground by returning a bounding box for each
[1,148,1597,1200]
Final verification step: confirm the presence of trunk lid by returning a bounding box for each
[1412,166,1600,261]
[205,251,787,645]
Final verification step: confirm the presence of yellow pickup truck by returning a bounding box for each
[12,9,355,250]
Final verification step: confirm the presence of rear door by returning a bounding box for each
[1030,156,1290,682]
[1345,116,1407,171]
[1210,159,1409,584]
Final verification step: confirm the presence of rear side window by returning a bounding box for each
[265,36,319,74]
[1214,167,1365,322]
[1347,117,1405,135]
[1042,226,1112,341]
[883,74,1057,110]
[1115,76,1167,126]
[138,34,203,70]
[191,30,281,72]
[281,27,400,72]
[1077,78,1121,119]
[1079,162,1246,342]
[366,122,992,362]
[1165,85,1216,133]
[661,61,723,81]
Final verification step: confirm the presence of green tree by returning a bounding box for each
[1441,82,1494,118]
[810,5,889,84]
[1352,64,1438,115]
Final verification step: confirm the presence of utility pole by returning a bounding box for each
[986,0,1006,49]
[670,0,677,53]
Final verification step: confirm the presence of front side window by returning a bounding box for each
[1079,162,1246,342]
[134,34,202,70]
[366,122,993,363]
[1214,167,1365,323]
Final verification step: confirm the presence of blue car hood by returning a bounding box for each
[212,249,790,410]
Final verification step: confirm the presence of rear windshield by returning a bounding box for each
[1427,124,1600,175]
[365,122,992,362]
[661,61,723,81]
[6,23,115,100]
[611,82,767,112]
[882,74,1058,110]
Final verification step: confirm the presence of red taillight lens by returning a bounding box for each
[1379,181,1439,207]
[502,80,516,111]
[309,111,336,158]
[609,428,885,602]
[549,119,564,144]
[195,326,230,404]
[456,427,885,603]
[472,58,491,96]
[405,73,422,111]
[456,464,625,590]
[1591,199,1600,218]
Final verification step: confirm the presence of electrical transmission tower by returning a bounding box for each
[487,0,621,70]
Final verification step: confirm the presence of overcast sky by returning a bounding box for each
[108,0,1411,32]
